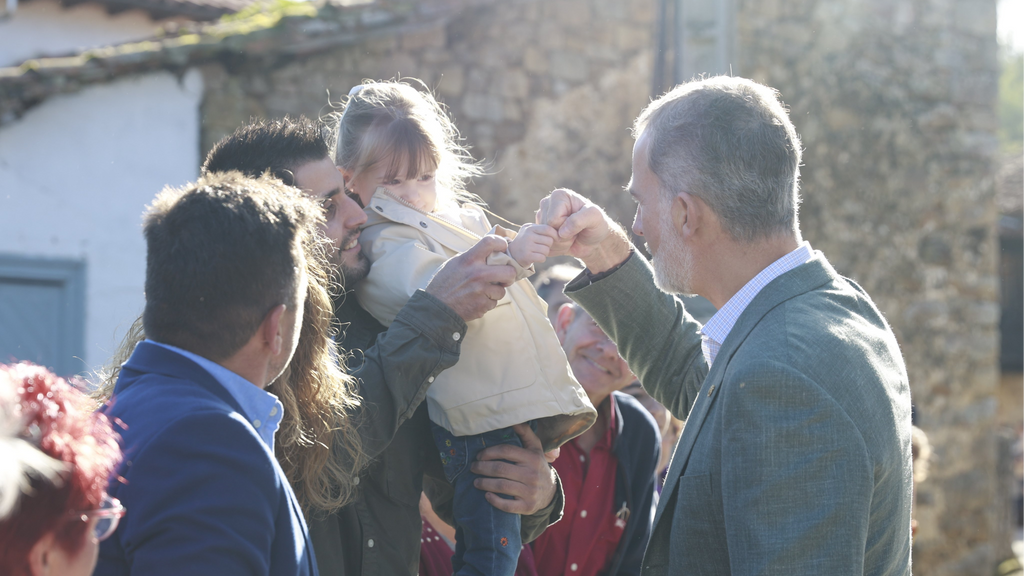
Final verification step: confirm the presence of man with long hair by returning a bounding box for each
[202,117,563,576]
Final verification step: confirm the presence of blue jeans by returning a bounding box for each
[431,422,522,576]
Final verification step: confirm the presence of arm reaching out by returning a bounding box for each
[537,188,632,273]
[508,224,557,268]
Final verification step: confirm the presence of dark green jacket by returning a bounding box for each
[309,290,564,576]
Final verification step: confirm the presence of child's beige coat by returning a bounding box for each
[355,189,596,450]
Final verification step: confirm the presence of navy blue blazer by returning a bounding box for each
[606,391,661,576]
[95,341,318,576]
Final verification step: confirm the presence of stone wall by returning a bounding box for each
[734,0,1004,572]
[199,0,1004,572]
[200,0,655,228]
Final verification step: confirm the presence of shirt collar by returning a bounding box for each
[700,242,814,367]
[144,340,284,451]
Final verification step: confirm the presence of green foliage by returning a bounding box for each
[999,49,1024,155]
[219,0,318,24]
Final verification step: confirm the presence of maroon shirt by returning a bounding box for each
[531,400,624,576]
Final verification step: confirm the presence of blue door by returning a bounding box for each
[0,255,85,377]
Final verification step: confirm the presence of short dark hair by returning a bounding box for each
[202,117,331,186]
[142,172,319,360]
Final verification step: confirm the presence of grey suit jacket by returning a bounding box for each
[568,251,912,575]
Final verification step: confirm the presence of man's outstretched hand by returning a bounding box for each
[537,189,631,274]
[425,235,516,322]
[470,423,558,515]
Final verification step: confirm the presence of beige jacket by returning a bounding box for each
[355,188,596,450]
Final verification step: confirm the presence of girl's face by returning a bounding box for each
[346,160,438,213]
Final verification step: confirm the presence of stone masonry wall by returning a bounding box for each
[200,0,656,228]
[734,0,1004,573]
[199,0,1004,573]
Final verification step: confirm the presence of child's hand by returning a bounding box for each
[508,224,557,267]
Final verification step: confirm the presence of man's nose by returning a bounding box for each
[632,206,644,237]
[342,195,367,227]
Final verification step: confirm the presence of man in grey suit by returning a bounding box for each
[537,76,913,575]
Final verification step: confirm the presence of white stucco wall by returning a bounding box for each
[0,0,175,67]
[0,69,203,375]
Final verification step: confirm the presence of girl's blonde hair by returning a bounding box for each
[331,79,483,209]
[91,234,368,516]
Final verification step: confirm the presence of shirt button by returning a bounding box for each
[420,221,428,228]
[571,563,578,571]
[452,332,461,341]
[580,510,587,518]
[367,539,374,548]
[353,476,360,485]
[269,406,278,416]
[579,454,586,462]
[428,376,435,383]
[252,420,261,428]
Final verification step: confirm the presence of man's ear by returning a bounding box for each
[672,191,704,238]
[259,304,287,356]
[554,303,576,343]
[339,167,353,187]
[670,192,688,236]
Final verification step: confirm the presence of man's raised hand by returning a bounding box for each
[537,189,632,274]
[425,235,516,322]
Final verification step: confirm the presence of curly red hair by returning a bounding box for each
[0,363,122,573]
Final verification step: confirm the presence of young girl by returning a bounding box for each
[335,80,596,576]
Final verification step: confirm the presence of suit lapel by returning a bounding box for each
[653,255,836,528]
[654,361,724,526]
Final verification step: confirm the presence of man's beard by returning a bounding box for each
[331,233,371,291]
[336,254,370,291]
[651,211,696,296]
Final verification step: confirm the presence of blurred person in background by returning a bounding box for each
[910,425,931,540]
[529,300,661,576]
[533,263,585,326]
[621,380,683,491]
[0,362,122,576]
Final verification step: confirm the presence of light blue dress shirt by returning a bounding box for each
[700,242,814,367]
[145,340,284,451]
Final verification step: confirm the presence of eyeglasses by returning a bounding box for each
[71,494,125,542]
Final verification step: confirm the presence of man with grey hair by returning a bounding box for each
[537,76,912,574]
